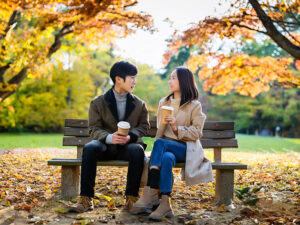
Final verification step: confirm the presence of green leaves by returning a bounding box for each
[235,186,261,206]
[235,186,251,199]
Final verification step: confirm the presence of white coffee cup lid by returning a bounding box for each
[117,121,130,129]
[161,106,174,111]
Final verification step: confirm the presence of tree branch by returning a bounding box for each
[0,64,11,83]
[0,67,28,102]
[260,3,300,24]
[47,22,75,58]
[249,0,300,59]
[286,3,300,24]
[271,19,300,26]
[277,22,300,45]
[8,67,28,85]
[0,10,20,42]
[230,21,267,34]
[106,11,147,22]
[124,1,138,8]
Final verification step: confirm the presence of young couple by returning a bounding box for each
[68,61,213,220]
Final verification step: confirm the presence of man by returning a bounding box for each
[68,61,150,213]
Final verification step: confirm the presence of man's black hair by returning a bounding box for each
[110,61,138,84]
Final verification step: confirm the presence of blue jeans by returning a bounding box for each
[149,138,186,193]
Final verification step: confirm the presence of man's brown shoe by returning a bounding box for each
[123,195,148,215]
[124,195,138,210]
[67,196,94,213]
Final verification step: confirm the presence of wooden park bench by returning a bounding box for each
[48,119,247,205]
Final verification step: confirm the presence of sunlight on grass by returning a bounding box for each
[0,133,73,149]
[0,133,299,153]
[143,134,299,153]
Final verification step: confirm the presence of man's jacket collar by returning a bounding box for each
[104,88,136,121]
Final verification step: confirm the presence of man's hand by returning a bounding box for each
[112,131,130,145]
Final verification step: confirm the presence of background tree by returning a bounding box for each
[133,63,169,118]
[0,54,95,131]
[160,46,191,79]
[164,0,300,97]
[0,44,168,131]
[0,0,153,102]
[58,41,116,97]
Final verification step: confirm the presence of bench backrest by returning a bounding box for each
[63,119,238,162]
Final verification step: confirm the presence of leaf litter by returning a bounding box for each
[0,148,299,224]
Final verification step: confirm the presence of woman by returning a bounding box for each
[133,67,214,220]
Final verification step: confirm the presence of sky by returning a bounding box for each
[113,0,223,71]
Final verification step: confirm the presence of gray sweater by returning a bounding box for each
[105,88,127,144]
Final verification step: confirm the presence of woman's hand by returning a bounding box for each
[164,115,178,134]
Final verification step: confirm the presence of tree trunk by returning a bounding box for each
[0,23,74,102]
[249,0,300,59]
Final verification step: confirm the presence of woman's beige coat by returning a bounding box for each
[155,97,214,186]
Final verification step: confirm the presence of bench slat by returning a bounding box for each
[204,122,234,130]
[63,137,91,146]
[48,158,247,170]
[65,119,234,131]
[64,127,89,136]
[65,119,88,128]
[64,127,235,139]
[203,130,235,139]
[63,137,238,148]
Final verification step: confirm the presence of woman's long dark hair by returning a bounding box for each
[166,67,199,106]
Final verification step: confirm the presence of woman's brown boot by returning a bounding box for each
[133,186,159,209]
[149,195,173,220]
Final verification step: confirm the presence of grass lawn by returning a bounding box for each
[0,133,299,153]
[0,133,73,149]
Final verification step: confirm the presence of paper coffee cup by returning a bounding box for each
[161,106,174,124]
[117,121,130,135]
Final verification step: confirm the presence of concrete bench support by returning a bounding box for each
[215,169,234,205]
[61,165,80,200]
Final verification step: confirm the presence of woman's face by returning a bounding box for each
[168,70,180,93]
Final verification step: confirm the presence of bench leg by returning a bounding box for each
[61,165,80,200]
[215,169,234,205]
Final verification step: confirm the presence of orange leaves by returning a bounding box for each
[0,0,153,99]
[163,0,300,97]
[14,202,32,211]
[186,53,298,97]
[107,201,115,209]
[187,55,209,72]
[0,149,299,224]
[0,152,61,211]
[189,203,201,210]
[296,60,300,71]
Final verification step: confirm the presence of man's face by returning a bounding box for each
[116,75,137,94]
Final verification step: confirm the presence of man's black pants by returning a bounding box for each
[80,140,145,197]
